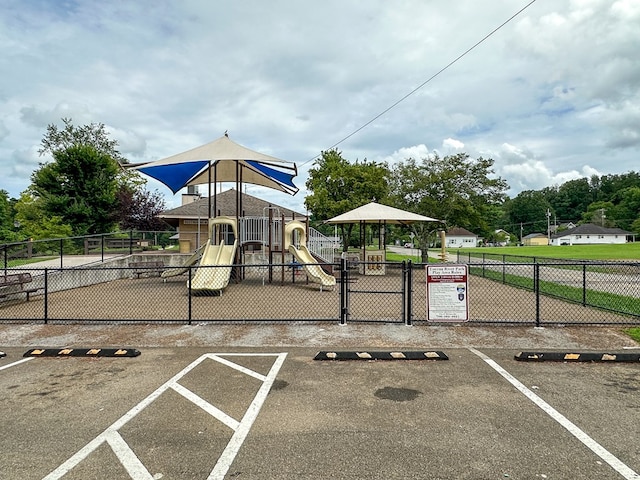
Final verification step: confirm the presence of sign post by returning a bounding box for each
[426,264,469,322]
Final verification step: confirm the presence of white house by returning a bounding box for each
[445,227,478,248]
[494,229,512,246]
[549,223,631,246]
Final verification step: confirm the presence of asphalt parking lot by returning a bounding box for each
[1,344,639,480]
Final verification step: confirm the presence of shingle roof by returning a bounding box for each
[446,227,476,236]
[523,233,546,239]
[550,223,631,239]
[160,189,306,219]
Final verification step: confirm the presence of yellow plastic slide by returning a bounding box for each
[188,217,238,293]
[285,221,336,290]
[161,244,205,278]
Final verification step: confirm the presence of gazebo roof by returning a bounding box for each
[326,202,440,225]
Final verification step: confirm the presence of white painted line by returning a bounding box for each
[43,353,287,480]
[44,354,211,479]
[105,431,154,480]
[209,354,268,381]
[469,348,640,480]
[0,357,33,371]
[171,382,240,431]
[208,352,287,480]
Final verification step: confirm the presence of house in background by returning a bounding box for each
[550,221,576,234]
[445,227,478,248]
[494,228,512,246]
[549,223,631,246]
[523,233,549,246]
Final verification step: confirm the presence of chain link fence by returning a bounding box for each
[0,257,639,325]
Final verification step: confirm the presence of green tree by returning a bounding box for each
[580,201,615,227]
[13,192,73,240]
[305,149,389,250]
[388,153,508,256]
[30,118,165,236]
[543,177,594,222]
[31,144,121,235]
[503,190,552,237]
[594,172,640,202]
[39,117,127,163]
[0,190,16,242]
[610,187,640,231]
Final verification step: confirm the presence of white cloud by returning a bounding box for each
[0,0,638,212]
[442,138,465,150]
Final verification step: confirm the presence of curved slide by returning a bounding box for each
[188,217,238,293]
[285,221,336,290]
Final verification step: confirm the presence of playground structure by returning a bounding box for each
[169,211,337,293]
[187,216,238,294]
[284,221,336,290]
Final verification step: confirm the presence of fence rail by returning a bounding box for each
[0,256,638,326]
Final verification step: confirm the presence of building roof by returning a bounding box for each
[523,233,547,239]
[160,188,306,220]
[550,223,631,239]
[446,227,476,237]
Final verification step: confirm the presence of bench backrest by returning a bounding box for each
[0,273,32,287]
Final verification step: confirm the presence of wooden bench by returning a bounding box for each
[0,273,41,301]
[129,261,165,279]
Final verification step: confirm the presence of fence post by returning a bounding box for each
[59,239,63,269]
[582,264,587,306]
[129,230,134,255]
[187,266,192,325]
[405,261,413,326]
[44,268,48,324]
[534,263,540,327]
[340,257,348,325]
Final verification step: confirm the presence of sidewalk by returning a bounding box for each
[1,322,637,350]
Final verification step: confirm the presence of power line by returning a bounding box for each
[302,0,538,167]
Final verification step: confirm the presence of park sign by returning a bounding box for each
[426,264,469,322]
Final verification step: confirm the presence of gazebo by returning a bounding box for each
[326,202,441,274]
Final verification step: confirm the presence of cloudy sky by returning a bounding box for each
[1,0,639,214]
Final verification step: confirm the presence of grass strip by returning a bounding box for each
[469,266,640,318]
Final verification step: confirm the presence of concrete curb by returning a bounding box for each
[515,351,640,362]
[23,347,141,358]
[314,351,448,361]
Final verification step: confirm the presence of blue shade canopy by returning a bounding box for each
[245,160,297,190]
[137,160,209,194]
[130,134,298,195]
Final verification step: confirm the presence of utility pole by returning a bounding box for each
[520,223,523,245]
[546,208,551,245]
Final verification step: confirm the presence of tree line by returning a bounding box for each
[2,119,638,250]
[1,119,167,243]
[305,150,640,252]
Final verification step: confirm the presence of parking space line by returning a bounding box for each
[43,352,287,480]
[209,352,287,480]
[171,382,240,431]
[209,354,268,381]
[0,357,33,371]
[105,431,154,480]
[469,348,640,480]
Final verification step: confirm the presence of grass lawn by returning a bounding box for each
[624,328,640,343]
[458,243,640,260]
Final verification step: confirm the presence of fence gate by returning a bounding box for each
[340,259,411,324]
